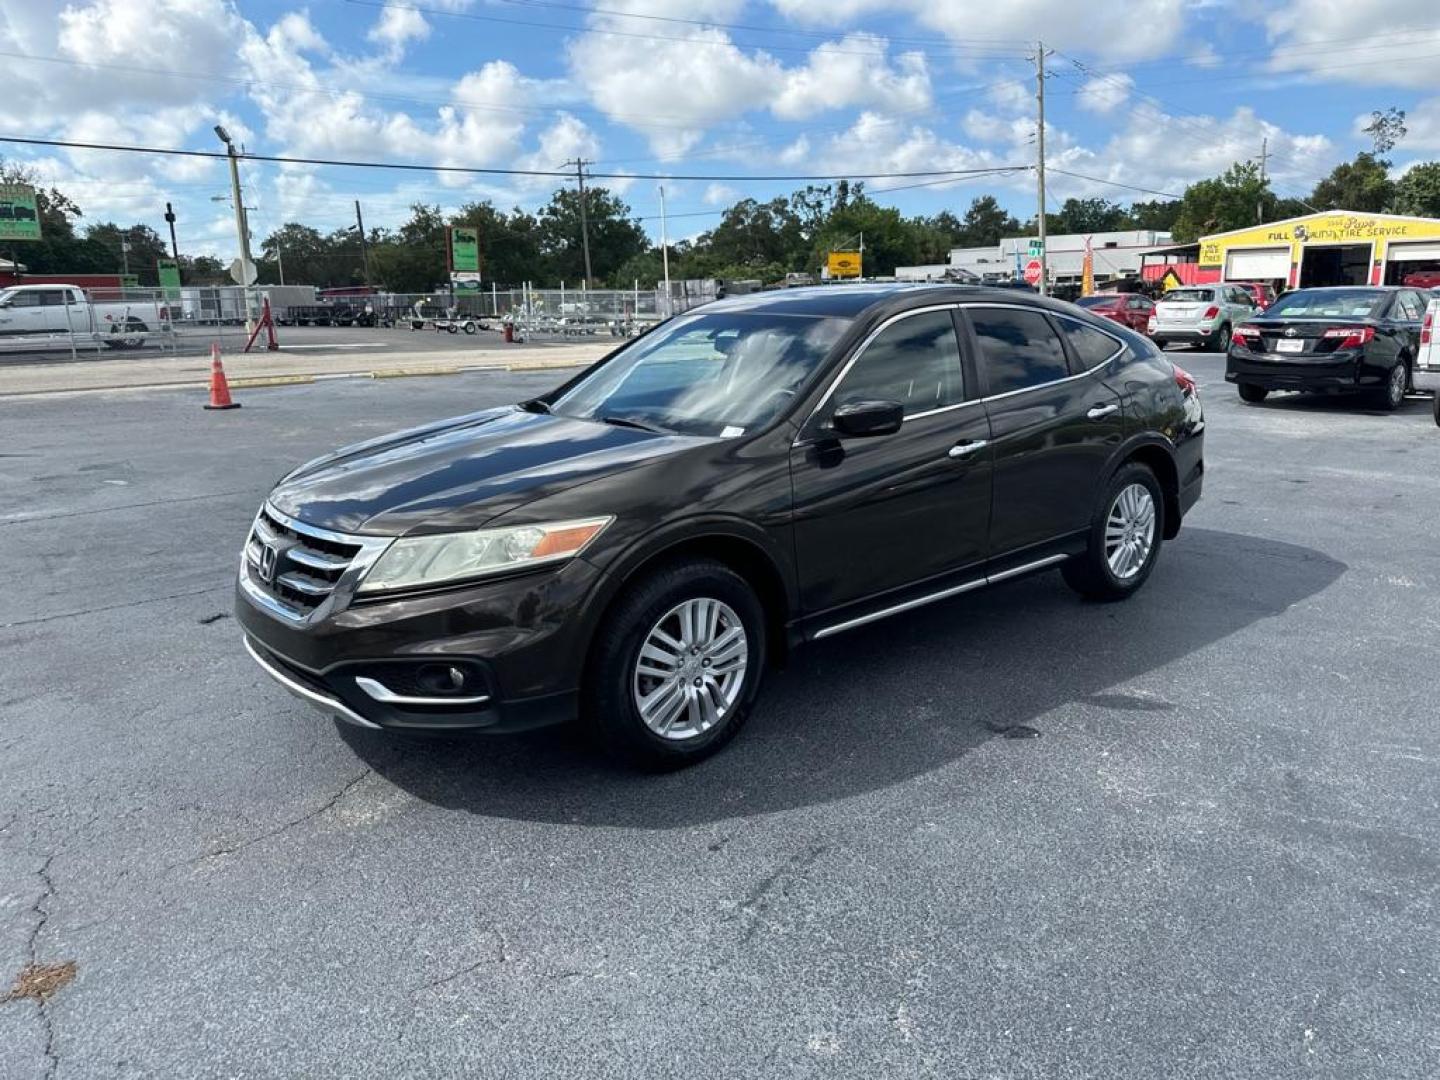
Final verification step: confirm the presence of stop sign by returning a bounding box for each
[1024,259,1043,286]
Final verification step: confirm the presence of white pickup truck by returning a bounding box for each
[1420,294,1440,424]
[0,283,168,349]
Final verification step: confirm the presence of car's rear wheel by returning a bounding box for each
[1237,383,1268,403]
[1062,463,1164,602]
[1376,360,1408,411]
[585,558,765,770]
[1433,387,1440,427]
[1213,323,1232,352]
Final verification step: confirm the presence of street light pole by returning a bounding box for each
[659,184,671,315]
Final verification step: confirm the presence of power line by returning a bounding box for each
[1045,169,1182,200]
[345,0,1033,58]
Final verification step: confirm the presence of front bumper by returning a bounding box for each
[236,554,604,733]
[1224,347,1381,392]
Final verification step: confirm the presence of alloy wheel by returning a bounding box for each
[1388,364,1406,407]
[631,597,748,741]
[1104,483,1156,581]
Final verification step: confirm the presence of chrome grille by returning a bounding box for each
[243,506,365,618]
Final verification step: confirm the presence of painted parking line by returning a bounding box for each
[275,343,392,350]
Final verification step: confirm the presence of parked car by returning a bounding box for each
[1402,269,1440,290]
[0,283,158,348]
[237,284,1205,768]
[1415,294,1440,424]
[1074,292,1155,333]
[1229,281,1276,310]
[1226,285,1426,410]
[1148,284,1256,351]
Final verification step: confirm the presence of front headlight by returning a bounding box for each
[357,517,612,595]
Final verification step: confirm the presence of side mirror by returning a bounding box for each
[831,399,904,438]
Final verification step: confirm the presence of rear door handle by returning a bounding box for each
[947,439,988,459]
[1086,403,1119,420]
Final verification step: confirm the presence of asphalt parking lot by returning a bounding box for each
[2,353,1437,1078]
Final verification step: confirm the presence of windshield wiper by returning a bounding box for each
[597,415,672,435]
[518,398,551,414]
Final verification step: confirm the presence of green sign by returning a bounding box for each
[0,183,42,242]
[1027,239,1044,257]
[157,259,181,298]
[450,226,480,274]
[120,274,140,288]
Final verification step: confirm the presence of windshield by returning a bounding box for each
[1264,289,1386,319]
[1162,288,1213,303]
[552,310,849,437]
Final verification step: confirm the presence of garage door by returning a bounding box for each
[1224,247,1290,280]
[1385,241,1440,262]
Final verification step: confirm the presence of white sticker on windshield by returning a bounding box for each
[720,425,746,438]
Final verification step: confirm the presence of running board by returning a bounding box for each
[811,553,1070,640]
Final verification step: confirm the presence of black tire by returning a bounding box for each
[1062,463,1166,602]
[1213,323,1232,352]
[1238,383,1269,403]
[1433,389,1440,427]
[1375,360,1408,411]
[1153,338,1170,351]
[463,321,477,335]
[584,558,766,770]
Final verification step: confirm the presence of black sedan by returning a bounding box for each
[237,285,1204,769]
[1225,285,1427,409]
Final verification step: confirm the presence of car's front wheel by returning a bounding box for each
[585,558,766,770]
[1063,463,1165,602]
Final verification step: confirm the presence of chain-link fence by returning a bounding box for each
[0,281,725,359]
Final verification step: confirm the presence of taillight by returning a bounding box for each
[1173,364,1197,397]
[1423,310,1433,345]
[1231,324,1259,347]
[1202,305,1219,320]
[1321,326,1375,349]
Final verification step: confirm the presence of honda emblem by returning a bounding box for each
[258,542,278,584]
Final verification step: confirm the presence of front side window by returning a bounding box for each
[1056,317,1122,372]
[553,310,848,437]
[4,290,41,308]
[969,307,1070,394]
[830,310,963,415]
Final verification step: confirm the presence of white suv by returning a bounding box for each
[1148,284,1257,351]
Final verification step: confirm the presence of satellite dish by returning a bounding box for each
[228,257,258,286]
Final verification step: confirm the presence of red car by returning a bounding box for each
[1074,292,1155,333]
[1229,281,1277,310]
[1402,269,1440,290]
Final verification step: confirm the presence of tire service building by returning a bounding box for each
[1197,210,1440,291]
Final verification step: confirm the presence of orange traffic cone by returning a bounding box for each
[204,343,240,410]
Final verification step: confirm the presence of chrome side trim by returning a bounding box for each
[812,553,1072,640]
[243,636,380,729]
[986,553,1070,584]
[354,676,491,708]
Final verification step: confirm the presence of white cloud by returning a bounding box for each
[772,35,932,120]
[1077,73,1134,114]
[367,3,430,61]
[1265,1,1440,89]
[704,183,739,205]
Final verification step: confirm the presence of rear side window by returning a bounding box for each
[1056,317,1122,372]
[969,307,1069,394]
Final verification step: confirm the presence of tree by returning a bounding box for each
[85,223,169,284]
[368,203,447,292]
[1127,199,1182,232]
[697,197,806,272]
[1310,152,1395,213]
[1364,107,1407,160]
[1392,162,1440,217]
[1049,197,1130,235]
[258,223,342,288]
[956,195,1021,247]
[451,201,542,286]
[1171,162,1273,242]
[537,186,647,284]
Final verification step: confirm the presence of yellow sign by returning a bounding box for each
[828,251,862,278]
[1198,211,1440,270]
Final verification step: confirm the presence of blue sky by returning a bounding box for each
[2,0,1439,258]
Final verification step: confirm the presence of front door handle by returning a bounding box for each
[947,439,988,459]
[1086,403,1119,420]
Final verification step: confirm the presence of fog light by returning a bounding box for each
[417,664,468,694]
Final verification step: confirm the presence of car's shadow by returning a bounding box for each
[339,528,1345,828]
[1244,391,1434,417]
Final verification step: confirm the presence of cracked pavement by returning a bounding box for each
[1,358,1438,1078]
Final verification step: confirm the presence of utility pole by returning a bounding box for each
[1035,40,1049,296]
[659,184,671,315]
[355,199,371,286]
[120,238,131,278]
[214,125,256,330]
[1256,136,1270,225]
[563,158,595,287]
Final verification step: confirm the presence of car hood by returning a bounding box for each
[269,405,707,535]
